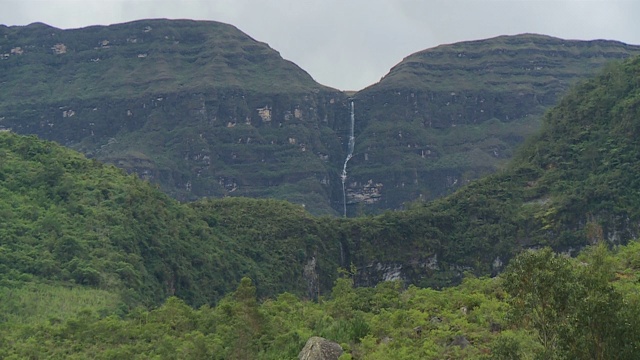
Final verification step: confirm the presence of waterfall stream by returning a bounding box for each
[341,101,355,217]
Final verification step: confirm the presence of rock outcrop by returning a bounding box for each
[298,337,343,360]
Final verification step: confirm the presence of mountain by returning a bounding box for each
[2,23,640,358]
[3,22,640,216]
[349,34,640,213]
[0,19,349,215]
[345,54,640,286]
[1,53,640,304]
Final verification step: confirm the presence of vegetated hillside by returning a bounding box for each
[0,132,342,307]
[2,55,640,298]
[343,54,640,287]
[2,56,640,358]
[349,34,640,214]
[0,19,349,215]
[2,244,639,359]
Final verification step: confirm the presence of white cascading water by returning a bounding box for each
[341,101,355,217]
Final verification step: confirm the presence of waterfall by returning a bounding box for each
[341,101,355,217]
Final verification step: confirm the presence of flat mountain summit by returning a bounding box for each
[0,19,329,102]
[371,33,637,93]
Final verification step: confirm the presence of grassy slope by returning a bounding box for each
[307,55,640,288]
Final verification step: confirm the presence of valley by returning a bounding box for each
[1,18,640,358]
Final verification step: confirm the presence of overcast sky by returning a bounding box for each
[2,0,639,90]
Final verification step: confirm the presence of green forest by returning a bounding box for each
[2,40,640,359]
[1,243,639,359]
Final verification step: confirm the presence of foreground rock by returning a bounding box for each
[298,336,343,360]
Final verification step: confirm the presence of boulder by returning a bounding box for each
[298,336,343,360]
[449,335,471,349]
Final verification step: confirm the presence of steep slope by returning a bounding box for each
[2,55,639,307]
[349,34,640,214]
[343,55,640,286]
[0,132,342,306]
[3,24,639,216]
[0,19,349,215]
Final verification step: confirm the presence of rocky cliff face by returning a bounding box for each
[0,19,351,215]
[3,88,351,214]
[348,34,640,214]
[2,23,640,216]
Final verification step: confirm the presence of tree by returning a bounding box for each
[503,245,638,360]
[563,244,634,360]
[502,248,577,359]
[222,277,267,359]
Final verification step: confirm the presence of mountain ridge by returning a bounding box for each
[0,18,333,102]
[348,33,640,213]
[3,20,640,215]
[1,52,640,305]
